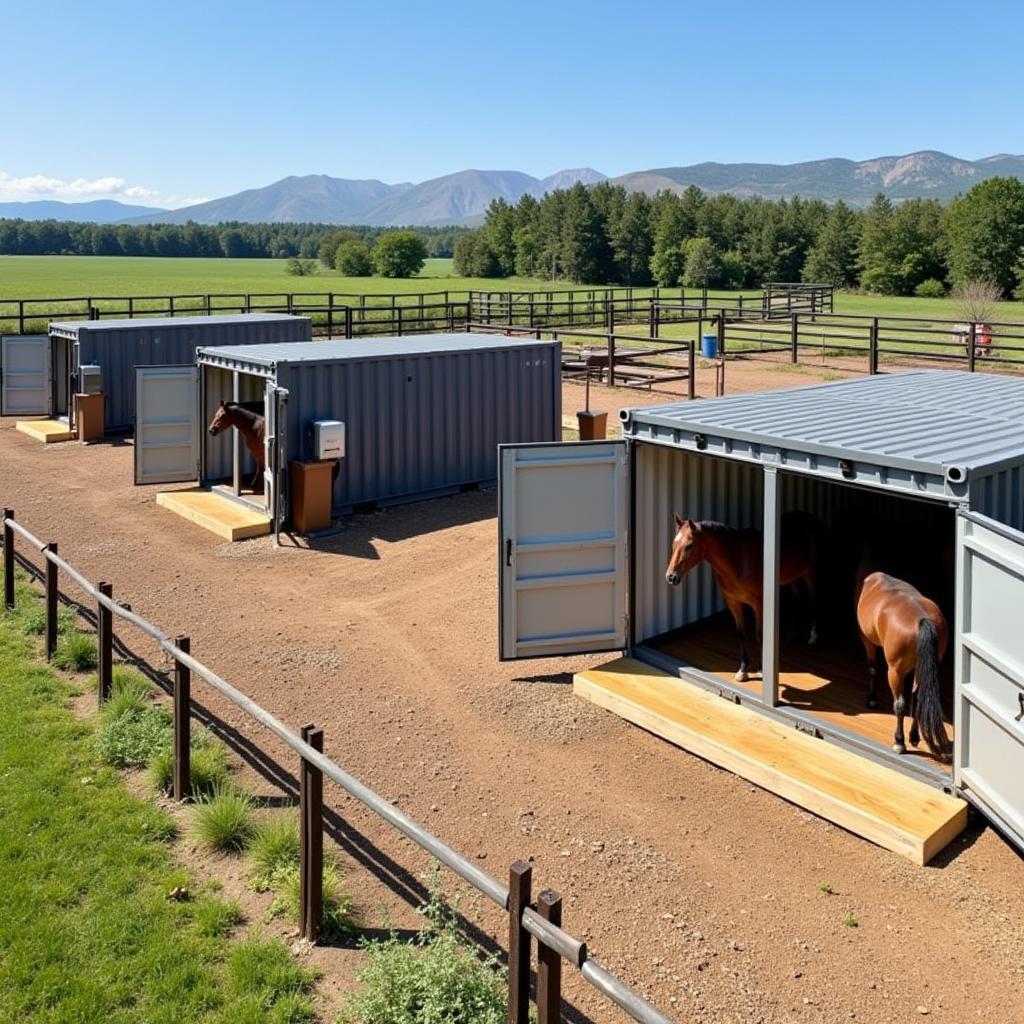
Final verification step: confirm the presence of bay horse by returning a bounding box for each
[855,571,951,761]
[664,512,822,682]
[207,401,265,493]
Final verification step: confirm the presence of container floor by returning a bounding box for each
[649,613,954,774]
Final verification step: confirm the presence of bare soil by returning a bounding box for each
[4,359,1024,1024]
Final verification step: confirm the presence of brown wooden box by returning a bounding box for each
[576,410,608,441]
[76,393,106,443]
[289,460,335,534]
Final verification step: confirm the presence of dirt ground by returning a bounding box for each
[3,356,1024,1024]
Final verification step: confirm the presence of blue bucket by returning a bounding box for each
[701,333,718,358]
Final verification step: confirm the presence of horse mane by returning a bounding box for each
[697,520,737,534]
[224,402,263,425]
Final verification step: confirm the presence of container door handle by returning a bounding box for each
[505,538,512,567]
[1015,693,1024,723]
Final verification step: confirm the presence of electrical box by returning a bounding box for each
[312,419,345,460]
[79,364,103,395]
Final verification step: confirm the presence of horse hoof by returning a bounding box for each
[892,743,906,755]
[735,670,748,683]
[909,729,920,747]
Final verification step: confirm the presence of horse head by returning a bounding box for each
[208,401,234,436]
[665,514,703,586]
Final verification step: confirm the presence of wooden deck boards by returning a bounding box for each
[156,488,270,541]
[16,419,74,443]
[653,616,954,773]
[574,657,967,864]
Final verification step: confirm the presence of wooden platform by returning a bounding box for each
[654,615,954,772]
[156,489,270,541]
[574,657,967,864]
[15,419,74,443]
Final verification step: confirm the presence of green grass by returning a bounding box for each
[274,862,356,941]
[150,739,230,797]
[52,629,99,671]
[193,785,256,853]
[248,815,301,891]
[0,614,316,1022]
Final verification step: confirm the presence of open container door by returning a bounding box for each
[1,335,50,416]
[264,386,289,546]
[499,440,629,660]
[134,366,199,485]
[955,510,1024,852]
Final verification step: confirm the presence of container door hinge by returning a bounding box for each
[793,720,819,737]
[718,688,741,704]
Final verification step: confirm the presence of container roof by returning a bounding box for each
[624,370,1024,481]
[49,313,309,333]
[197,333,557,367]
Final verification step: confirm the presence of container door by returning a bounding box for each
[264,386,289,544]
[499,440,629,660]
[955,510,1024,852]
[0,335,50,416]
[134,366,199,485]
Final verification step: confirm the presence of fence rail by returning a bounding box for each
[1,508,675,1024]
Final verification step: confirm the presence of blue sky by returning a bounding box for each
[2,0,1021,208]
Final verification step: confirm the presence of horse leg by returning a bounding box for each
[889,665,907,755]
[860,636,879,709]
[725,597,751,683]
[907,674,920,748]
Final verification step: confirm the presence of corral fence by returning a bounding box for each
[1,509,675,1024]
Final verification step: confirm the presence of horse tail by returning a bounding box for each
[916,618,951,761]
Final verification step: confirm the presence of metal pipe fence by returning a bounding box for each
[1,508,675,1024]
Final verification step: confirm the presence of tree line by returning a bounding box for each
[0,219,464,262]
[453,178,1024,298]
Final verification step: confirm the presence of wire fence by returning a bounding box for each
[1,508,676,1024]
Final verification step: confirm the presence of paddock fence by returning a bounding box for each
[0,509,675,1024]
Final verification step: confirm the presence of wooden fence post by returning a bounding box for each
[3,508,13,611]
[537,889,563,1024]
[688,341,696,402]
[790,313,799,364]
[97,582,113,701]
[968,322,977,373]
[507,860,532,1024]
[869,317,879,375]
[173,635,191,801]
[717,313,726,358]
[300,724,324,942]
[45,542,58,660]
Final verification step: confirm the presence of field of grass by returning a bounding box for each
[0,605,317,1023]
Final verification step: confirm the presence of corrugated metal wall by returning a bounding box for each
[971,466,1024,532]
[276,342,560,512]
[75,317,310,431]
[634,443,959,645]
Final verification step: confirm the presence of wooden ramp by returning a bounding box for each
[16,419,74,443]
[156,489,270,542]
[574,658,967,865]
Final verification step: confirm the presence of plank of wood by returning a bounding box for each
[156,489,270,542]
[15,419,74,443]
[574,657,967,865]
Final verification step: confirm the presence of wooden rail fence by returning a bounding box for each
[1,509,675,1024]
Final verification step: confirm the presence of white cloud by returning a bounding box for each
[0,171,195,208]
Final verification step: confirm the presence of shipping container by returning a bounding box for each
[134,333,561,534]
[0,315,312,431]
[497,371,1024,853]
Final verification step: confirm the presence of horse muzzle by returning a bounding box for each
[666,571,681,586]
[208,427,219,436]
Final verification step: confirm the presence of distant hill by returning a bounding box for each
[0,199,168,222]
[612,151,1024,205]
[127,168,609,226]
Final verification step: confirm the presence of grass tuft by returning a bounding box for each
[248,816,300,892]
[52,631,98,672]
[193,785,255,853]
[95,704,172,768]
[150,739,229,797]
[273,862,356,940]
[818,881,834,895]
[842,912,859,928]
[193,897,243,938]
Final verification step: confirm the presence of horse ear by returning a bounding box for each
[672,512,684,528]
[686,518,697,531]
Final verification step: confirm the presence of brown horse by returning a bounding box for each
[208,401,265,492]
[855,571,951,761]
[665,512,822,682]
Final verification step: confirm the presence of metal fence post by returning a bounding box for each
[688,340,696,401]
[45,543,58,660]
[345,305,353,339]
[300,723,324,942]
[97,582,113,700]
[869,317,879,375]
[608,332,616,388]
[717,313,726,358]
[507,860,532,1024]
[968,322,977,373]
[790,313,799,364]
[3,509,13,611]
[537,889,563,1024]
[173,635,191,800]
[327,293,334,338]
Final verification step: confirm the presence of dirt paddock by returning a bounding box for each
[3,358,1023,1023]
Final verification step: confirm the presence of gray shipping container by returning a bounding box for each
[2,314,312,431]
[134,333,561,519]
[496,371,1024,853]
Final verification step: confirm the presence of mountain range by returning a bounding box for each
[5,152,1023,227]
